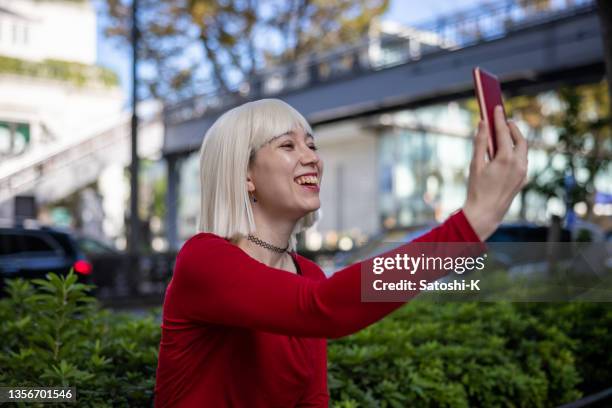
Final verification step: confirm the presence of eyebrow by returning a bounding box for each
[270,130,314,142]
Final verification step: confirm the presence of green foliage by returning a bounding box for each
[0,56,119,88]
[1,273,609,407]
[516,302,612,396]
[532,84,611,212]
[0,272,160,408]
[102,0,389,101]
[328,301,610,407]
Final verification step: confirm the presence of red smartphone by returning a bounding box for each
[472,67,506,159]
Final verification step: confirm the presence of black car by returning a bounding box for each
[0,224,113,295]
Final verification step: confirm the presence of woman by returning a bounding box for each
[155,99,528,407]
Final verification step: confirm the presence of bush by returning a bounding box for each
[328,301,583,408]
[515,302,612,396]
[0,272,160,407]
[0,56,119,87]
[1,273,609,407]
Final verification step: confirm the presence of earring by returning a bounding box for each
[251,194,257,203]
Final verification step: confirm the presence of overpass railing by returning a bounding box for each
[164,0,597,126]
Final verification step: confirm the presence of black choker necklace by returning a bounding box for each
[247,234,289,253]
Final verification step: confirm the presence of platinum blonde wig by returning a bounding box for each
[198,98,319,250]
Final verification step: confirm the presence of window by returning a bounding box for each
[0,121,30,156]
[0,232,62,256]
[377,104,473,228]
[12,22,18,44]
[22,235,55,252]
[10,21,29,45]
[76,237,117,256]
[0,233,19,256]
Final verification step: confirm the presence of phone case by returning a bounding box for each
[473,67,506,159]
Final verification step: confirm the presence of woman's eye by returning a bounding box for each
[281,144,294,149]
[308,145,318,151]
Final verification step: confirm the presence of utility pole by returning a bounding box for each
[129,0,140,254]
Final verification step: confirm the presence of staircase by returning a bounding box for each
[0,113,163,205]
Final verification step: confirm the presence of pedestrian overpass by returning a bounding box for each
[159,0,605,249]
[163,0,604,156]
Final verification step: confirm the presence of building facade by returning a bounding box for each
[0,0,122,159]
[0,0,164,248]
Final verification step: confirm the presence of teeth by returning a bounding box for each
[295,175,318,185]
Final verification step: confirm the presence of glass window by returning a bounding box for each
[0,123,10,154]
[77,237,116,256]
[177,151,200,242]
[0,121,30,156]
[0,233,20,256]
[0,232,60,256]
[378,103,472,228]
[12,22,18,44]
[22,235,55,252]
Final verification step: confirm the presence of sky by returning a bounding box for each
[96,0,485,106]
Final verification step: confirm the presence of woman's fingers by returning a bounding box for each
[464,111,531,241]
[506,120,528,169]
[507,120,528,157]
[471,121,488,172]
[493,105,512,156]
[507,121,529,188]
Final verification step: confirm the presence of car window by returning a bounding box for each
[0,232,62,256]
[77,237,116,255]
[23,235,55,252]
[0,233,20,255]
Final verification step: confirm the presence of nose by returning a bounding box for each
[299,143,319,167]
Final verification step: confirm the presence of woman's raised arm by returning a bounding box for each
[167,108,527,339]
[167,209,481,339]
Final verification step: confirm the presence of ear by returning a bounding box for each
[246,168,255,193]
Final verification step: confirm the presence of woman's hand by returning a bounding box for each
[463,106,529,241]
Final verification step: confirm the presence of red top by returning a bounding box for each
[155,210,481,407]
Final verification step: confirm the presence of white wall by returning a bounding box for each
[314,121,380,237]
[0,0,96,64]
[0,75,123,149]
[0,0,120,153]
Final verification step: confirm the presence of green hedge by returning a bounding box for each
[0,56,119,88]
[0,273,609,407]
[515,302,612,397]
[0,273,159,407]
[329,301,579,407]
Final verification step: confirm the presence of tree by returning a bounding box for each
[595,0,612,126]
[101,0,388,102]
[526,82,610,219]
[507,1,612,220]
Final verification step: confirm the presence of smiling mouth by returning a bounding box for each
[294,175,319,186]
[294,174,320,191]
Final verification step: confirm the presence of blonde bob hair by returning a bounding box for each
[198,98,319,250]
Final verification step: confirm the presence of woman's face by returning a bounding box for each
[247,127,323,220]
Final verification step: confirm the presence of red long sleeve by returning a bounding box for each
[155,209,482,407]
